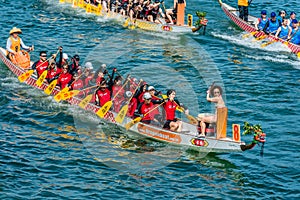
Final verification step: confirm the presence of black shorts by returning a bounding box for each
[163,119,177,129]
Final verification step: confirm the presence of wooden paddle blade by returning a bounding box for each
[242,31,257,38]
[18,69,34,83]
[44,79,57,95]
[96,101,113,118]
[187,114,198,125]
[54,87,69,102]
[78,94,93,109]
[125,117,142,130]
[297,52,300,58]
[61,90,80,100]
[261,40,276,48]
[253,35,267,41]
[36,70,48,87]
[115,105,128,124]
[123,18,129,27]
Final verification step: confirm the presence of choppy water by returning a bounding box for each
[0,0,299,199]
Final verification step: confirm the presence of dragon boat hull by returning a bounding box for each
[0,47,245,153]
[59,0,197,33]
[218,0,300,56]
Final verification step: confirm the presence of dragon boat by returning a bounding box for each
[0,47,265,154]
[218,0,300,58]
[58,0,208,34]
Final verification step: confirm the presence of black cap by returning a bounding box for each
[73,54,80,61]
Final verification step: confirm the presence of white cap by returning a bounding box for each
[101,64,107,68]
[125,91,132,98]
[63,53,68,60]
[143,92,151,99]
[148,86,155,91]
[85,62,93,69]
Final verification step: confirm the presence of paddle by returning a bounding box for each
[125,101,165,130]
[115,79,142,124]
[44,79,58,95]
[78,85,105,109]
[123,18,130,27]
[242,31,258,38]
[96,75,131,118]
[61,90,80,100]
[18,69,34,82]
[53,87,70,102]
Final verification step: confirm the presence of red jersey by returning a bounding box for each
[35,60,48,77]
[84,75,94,87]
[47,67,61,81]
[96,76,104,85]
[113,97,124,113]
[112,85,125,99]
[70,79,84,90]
[96,88,111,106]
[57,73,72,89]
[138,91,145,104]
[140,102,157,121]
[163,100,177,121]
[127,97,138,117]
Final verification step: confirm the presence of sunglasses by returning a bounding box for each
[40,55,47,57]
[145,98,152,100]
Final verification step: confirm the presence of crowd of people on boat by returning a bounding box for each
[254,10,300,44]
[5,26,225,137]
[84,0,184,25]
[237,1,299,44]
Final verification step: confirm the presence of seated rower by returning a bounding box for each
[123,91,138,118]
[263,12,280,35]
[288,11,297,27]
[57,64,73,89]
[31,51,49,78]
[95,80,111,107]
[162,89,188,132]
[69,55,81,76]
[277,10,286,24]
[289,19,300,45]
[275,18,292,40]
[197,85,226,137]
[46,60,61,83]
[147,0,165,24]
[135,92,162,125]
[6,27,33,68]
[255,10,268,31]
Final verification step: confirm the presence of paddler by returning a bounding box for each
[31,51,49,78]
[275,18,292,39]
[289,19,300,45]
[6,27,33,59]
[255,10,268,31]
[162,89,188,132]
[262,12,280,35]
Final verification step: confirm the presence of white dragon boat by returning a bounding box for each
[0,47,266,153]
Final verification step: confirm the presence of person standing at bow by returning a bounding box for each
[238,0,249,22]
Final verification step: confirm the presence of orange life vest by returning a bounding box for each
[10,36,21,52]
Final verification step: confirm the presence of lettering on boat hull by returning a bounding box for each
[137,124,182,144]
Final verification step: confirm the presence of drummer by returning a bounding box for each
[6,27,33,59]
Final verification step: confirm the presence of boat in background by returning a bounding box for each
[58,0,208,33]
[218,0,300,58]
[0,46,266,153]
